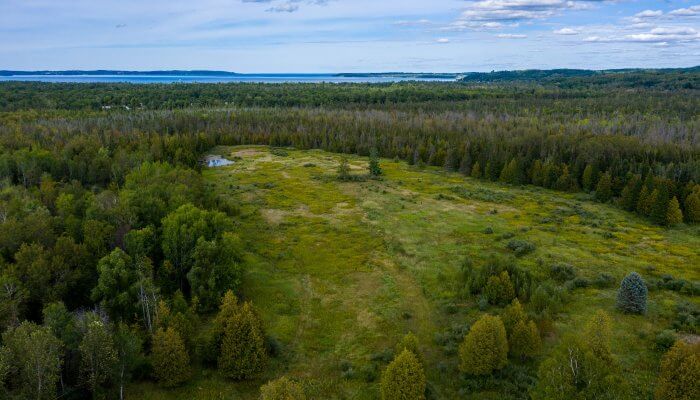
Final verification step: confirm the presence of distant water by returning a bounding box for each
[0,74,455,84]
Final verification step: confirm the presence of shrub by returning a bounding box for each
[501,299,526,336]
[151,327,191,387]
[459,315,508,375]
[396,332,422,365]
[549,263,576,282]
[260,376,306,400]
[484,271,515,305]
[509,320,541,360]
[654,341,700,400]
[506,240,536,257]
[655,330,677,352]
[616,272,648,314]
[530,282,567,315]
[380,349,426,400]
[565,277,590,291]
[593,273,616,288]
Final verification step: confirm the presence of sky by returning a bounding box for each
[1,0,699,72]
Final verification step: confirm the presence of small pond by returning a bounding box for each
[205,155,234,167]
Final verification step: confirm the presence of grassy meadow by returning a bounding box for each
[128,145,700,399]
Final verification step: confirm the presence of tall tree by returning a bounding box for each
[380,349,425,400]
[218,302,267,380]
[459,314,508,375]
[79,316,117,399]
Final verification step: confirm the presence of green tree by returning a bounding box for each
[337,157,351,180]
[499,158,519,184]
[459,314,508,375]
[684,191,700,223]
[651,183,671,225]
[368,148,382,177]
[582,164,596,192]
[187,232,243,311]
[666,197,683,226]
[0,346,10,393]
[151,327,190,387]
[510,320,541,360]
[0,272,25,330]
[595,172,613,202]
[484,271,515,305]
[260,376,306,400]
[79,316,117,399]
[470,161,482,179]
[91,248,137,321]
[3,321,63,400]
[616,272,647,314]
[655,341,699,400]
[620,175,642,211]
[396,332,423,365]
[114,323,143,400]
[380,349,425,400]
[218,302,267,380]
[501,298,526,336]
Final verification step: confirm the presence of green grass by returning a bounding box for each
[129,145,700,400]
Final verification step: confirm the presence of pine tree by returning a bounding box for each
[509,320,541,360]
[369,148,382,177]
[337,157,351,181]
[459,314,508,375]
[530,160,544,186]
[218,302,267,380]
[260,376,306,400]
[684,191,700,223]
[151,327,190,387]
[595,172,613,202]
[651,183,671,225]
[654,341,699,400]
[396,332,423,365]
[616,272,647,314]
[380,349,425,400]
[484,271,515,306]
[620,175,642,211]
[499,158,518,184]
[582,164,596,192]
[470,161,482,179]
[501,298,526,336]
[666,197,683,226]
[637,174,656,216]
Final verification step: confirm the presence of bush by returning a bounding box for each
[151,327,191,387]
[260,376,306,400]
[672,302,699,334]
[484,271,516,305]
[593,273,616,288]
[565,277,590,291]
[396,332,423,365]
[509,320,541,360]
[549,263,576,282]
[459,315,508,375]
[506,240,536,257]
[654,341,700,400]
[655,330,677,352]
[616,272,648,314]
[380,349,426,400]
[530,282,567,315]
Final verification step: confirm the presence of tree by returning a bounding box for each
[3,321,63,400]
[151,327,190,387]
[655,341,699,400]
[684,191,700,223]
[595,172,613,202]
[459,314,508,375]
[499,158,519,184]
[0,272,25,330]
[114,323,143,400]
[79,316,117,398]
[666,197,683,226]
[651,183,671,225]
[582,164,596,192]
[91,248,137,321]
[218,302,267,380]
[470,161,481,179]
[187,233,243,311]
[368,148,382,177]
[337,157,351,180]
[501,298,526,335]
[396,332,423,365]
[620,175,642,211]
[260,376,306,400]
[484,271,515,306]
[510,320,541,360]
[380,349,425,400]
[0,346,10,393]
[616,272,647,314]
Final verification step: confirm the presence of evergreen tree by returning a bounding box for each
[595,172,613,202]
[666,197,683,226]
[369,148,383,177]
[380,349,425,400]
[260,376,306,400]
[637,185,652,216]
[459,314,508,375]
[651,184,671,225]
[501,298,526,336]
[620,175,642,211]
[616,272,647,314]
[499,158,519,184]
[218,302,267,380]
[337,157,351,180]
[684,191,700,223]
[582,164,596,192]
[151,327,190,387]
[509,320,541,360]
[79,317,117,399]
[654,341,699,400]
[470,161,482,179]
[484,271,515,306]
[530,160,544,186]
[396,332,423,365]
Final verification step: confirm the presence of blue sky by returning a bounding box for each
[1,0,699,72]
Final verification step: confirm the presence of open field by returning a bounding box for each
[128,145,700,400]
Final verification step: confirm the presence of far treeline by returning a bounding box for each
[1,69,698,226]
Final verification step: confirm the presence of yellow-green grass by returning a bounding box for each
[129,145,700,400]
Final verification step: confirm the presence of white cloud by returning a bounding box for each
[669,6,700,17]
[266,2,299,13]
[435,38,450,43]
[633,10,662,19]
[554,28,579,35]
[496,33,527,39]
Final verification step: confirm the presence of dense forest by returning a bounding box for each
[0,70,698,399]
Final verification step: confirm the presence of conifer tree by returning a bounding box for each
[651,183,671,225]
[620,175,642,211]
[484,271,515,306]
[396,332,423,365]
[459,314,508,375]
[531,160,544,186]
[380,349,425,400]
[684,191,700,223]
[470,161,482,179]
[337,157,350,181]
[501,298,526,336]
[616,272,647,315]
[654,341,699,400]
[499,158,518,184]
[666,197,683,226]
[369,148,382,177]
[595,172,613,202]
[151,327,190,387]
[582,164,596,192]
[509,320,541,360]
[260,376,306,400]
[218,302,267,380]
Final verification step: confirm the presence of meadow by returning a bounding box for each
[128,145,700,399]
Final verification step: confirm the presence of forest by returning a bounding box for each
[0,70,698,400]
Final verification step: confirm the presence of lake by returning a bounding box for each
[0,74,456,84]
